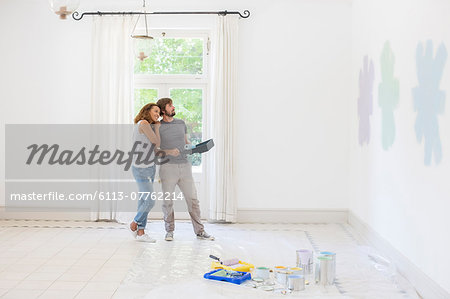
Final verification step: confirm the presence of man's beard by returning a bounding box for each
[167,111,176,117]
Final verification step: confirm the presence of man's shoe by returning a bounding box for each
[196,231,215,241]
[135,234,156,243]
[165,232,174,241]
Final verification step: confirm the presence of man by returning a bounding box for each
[156,97,214,241]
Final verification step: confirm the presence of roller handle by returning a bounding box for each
[209,254,222,264]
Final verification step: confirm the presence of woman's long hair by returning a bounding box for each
[134,103,159,124]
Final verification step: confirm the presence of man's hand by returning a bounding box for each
[168,148,180,157]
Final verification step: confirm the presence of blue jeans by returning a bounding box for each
[132,165,156,230]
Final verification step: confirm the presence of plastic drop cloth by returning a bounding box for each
[114,222,420,299]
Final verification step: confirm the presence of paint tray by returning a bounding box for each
[211,260,254,272]
[183,139,214,155]
[204,269,251,285]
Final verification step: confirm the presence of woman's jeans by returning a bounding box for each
[132,165,156,230]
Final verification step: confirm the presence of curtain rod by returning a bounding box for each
[72,10,250,21]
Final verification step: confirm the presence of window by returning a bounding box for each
[133,30,209,170]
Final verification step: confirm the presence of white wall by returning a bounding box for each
[0,0,92,207]
[234,0,352,210]
[0,0,352,210]
[350,0,450,294]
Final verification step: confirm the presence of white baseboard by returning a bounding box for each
[0,207,92,221]
[0,207,348,223]
[236,208,348,223]
[0,207,193,221]
[348,211,449,299]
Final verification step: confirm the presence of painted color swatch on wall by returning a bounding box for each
[378,41,399,151]
[358,56,375,146]
[412,40,447,166]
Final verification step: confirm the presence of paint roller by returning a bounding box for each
[209,255,240,266]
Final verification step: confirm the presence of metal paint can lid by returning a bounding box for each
[260,286,274,291]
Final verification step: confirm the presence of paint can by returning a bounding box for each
[288,267,304,276]
[275,270,292,286]
[296,249,313,274]
[317,256,333,285]
[319,251,336,284]
[288,274,305,291]
[254,267,270,280]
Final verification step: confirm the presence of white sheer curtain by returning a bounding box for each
[207,15,239,222]
[91,16,134,124]
[90,16,134,221]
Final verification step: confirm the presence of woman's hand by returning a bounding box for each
[153,121,161,130]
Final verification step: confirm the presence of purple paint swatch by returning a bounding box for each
[358,56,375,146]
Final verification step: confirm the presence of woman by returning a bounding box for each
[129,103,161,242]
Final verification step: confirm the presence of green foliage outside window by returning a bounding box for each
[134,38,203,75]
[170,89,203,166]
[134,89,158,116]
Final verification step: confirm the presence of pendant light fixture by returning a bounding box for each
[131,0,154,61]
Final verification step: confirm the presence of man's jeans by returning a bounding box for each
[132,165,156,230]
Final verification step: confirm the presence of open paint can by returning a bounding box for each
[319,251,336,284]
[296,249,313,274]
[275,270,292,286]
[254,267,270,280]
[288,274,305,291]
[317,256,333,285]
